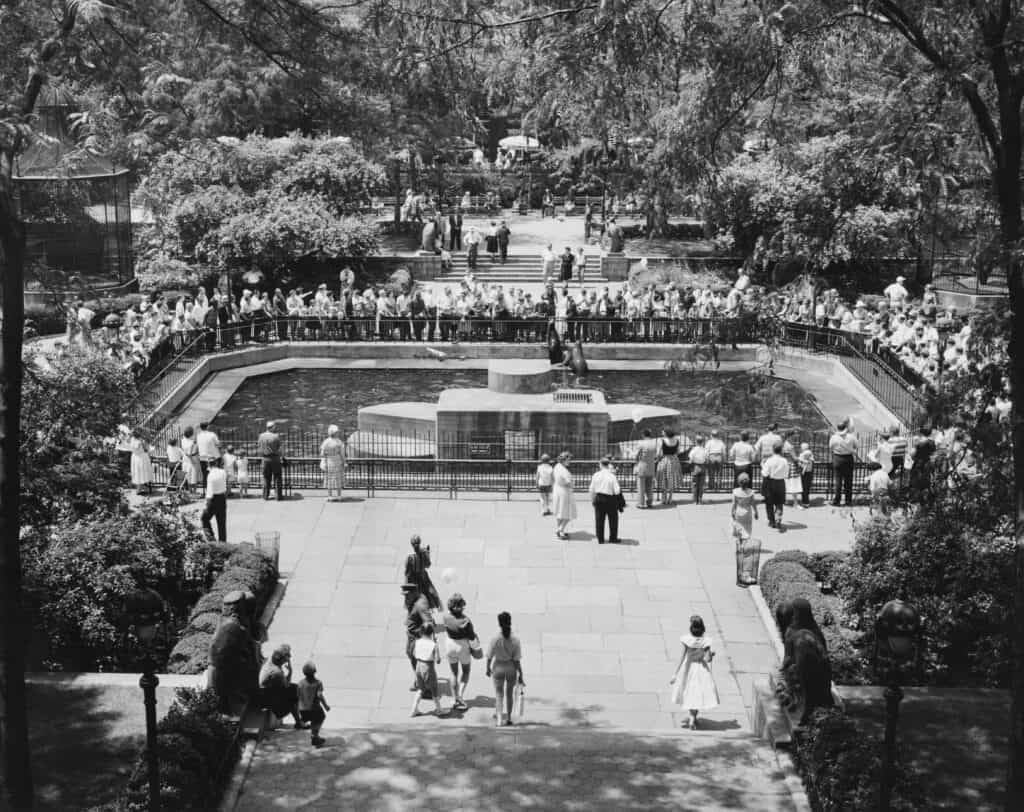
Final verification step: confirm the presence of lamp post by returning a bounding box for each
[124,587,166,812]
[874,599,921,812]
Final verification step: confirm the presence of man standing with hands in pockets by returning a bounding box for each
[589,456,624,544]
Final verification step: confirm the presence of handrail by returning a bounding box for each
[127,314,927,431]
[126,332,210,426]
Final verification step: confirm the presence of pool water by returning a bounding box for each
[212,368,827,438]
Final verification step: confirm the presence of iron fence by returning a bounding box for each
[144,453,883,499]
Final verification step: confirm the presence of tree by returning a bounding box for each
[136,135,384,282]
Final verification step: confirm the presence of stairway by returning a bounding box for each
[435,252,545,285]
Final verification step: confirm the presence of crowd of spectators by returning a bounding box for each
[55,263,1004,406]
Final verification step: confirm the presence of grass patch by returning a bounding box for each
[26,679,178,810]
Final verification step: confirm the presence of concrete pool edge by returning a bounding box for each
[155,342,903,435]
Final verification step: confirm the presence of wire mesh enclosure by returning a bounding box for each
[13,87,133,287]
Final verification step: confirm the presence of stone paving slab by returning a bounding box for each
[234,727,794,812]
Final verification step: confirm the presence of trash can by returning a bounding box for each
[254,531,280,571]
[735,539,762,587]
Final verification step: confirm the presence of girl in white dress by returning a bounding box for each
[180,426,202,494]
[551,451,577,539]
[669,615,720,730]
[129,429,153,494]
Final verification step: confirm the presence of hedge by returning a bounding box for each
[759,556,871,684]
[120,688,240,812]
[167,543,277,675]
[793,707,925,812]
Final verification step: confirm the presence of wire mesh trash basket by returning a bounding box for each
[254,532,281,571]
[735,539,761,587]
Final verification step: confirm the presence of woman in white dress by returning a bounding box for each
[551,451,577,540]
[319,424,346,501]
[129,429,153,494]
[669,615,720,730]
[180,426,202,494]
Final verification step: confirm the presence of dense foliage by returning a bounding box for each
[21,505,205,671]
[121,688,239,812]
[793,707,925,812]
[136,135,383,285]
[20,347,136,526]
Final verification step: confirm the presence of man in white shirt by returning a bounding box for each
[828,419,858,506]
[705,429,726,490]
[542,244,557,284]
[588,456,623,545]
[754,423,782,462]
[688,435,709,505]
[867,463,891,515]
[196,422,221,486]
[201,458,228,541]
[884,275,909,308]
[730,431,756,486]
[760,443,789,529]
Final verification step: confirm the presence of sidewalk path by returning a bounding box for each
[211,491,861,810]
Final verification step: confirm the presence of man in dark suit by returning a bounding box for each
[449,206,464,251]
[496,220,511,263]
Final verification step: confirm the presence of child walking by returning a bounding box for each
[669,615,720,730]
[234,448,250,498]
[411,623,445,717]
[297,661,331,747]
[536,454,554,515]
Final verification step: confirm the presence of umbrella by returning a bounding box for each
[499,135,541,150]
[103,313,122,327]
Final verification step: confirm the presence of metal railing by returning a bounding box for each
[144,454,884,498]
[128,314,926,433]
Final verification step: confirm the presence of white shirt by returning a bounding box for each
[205,467,227,497]
[871,440,894,473]
[705,438,726,459]
[588,467,621,497]
[731,441,755,467]
[884,282,908,307]
[761,455,789,480]
[197,429,221,460]
[868,469,891,496]
[829,430,858,456]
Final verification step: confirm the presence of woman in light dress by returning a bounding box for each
[669,615,720,730]
[129,428,153,494]
[730,472,758,541]
[319,424,346,501]
[551,451,577,539]
[180,426,202,494]
[655,428,683,505]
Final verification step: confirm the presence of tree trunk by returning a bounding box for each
[995,90,1024,812]
[0,160,34,809]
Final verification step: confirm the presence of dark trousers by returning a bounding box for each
[800,471,813,505]
[498,241,508,262]
[450,229,462,250]
[691,468,706,503]
[593,493,620,543]
[201,493,227,541]
[832,455,854,505]
[763,478,786,525]
[199,459,210,488]
[262,457,283,500]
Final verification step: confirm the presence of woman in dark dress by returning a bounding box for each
[404,534,441,609]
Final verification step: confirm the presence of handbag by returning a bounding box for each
[616,492,626,511]
[515,681,526,717]
[319,458,327,471]
[469,637,483,660]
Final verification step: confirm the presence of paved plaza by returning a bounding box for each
[206,489,863,810]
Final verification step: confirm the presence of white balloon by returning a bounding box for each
[442,567,457,584]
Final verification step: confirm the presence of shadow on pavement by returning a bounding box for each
[236,726,792,811]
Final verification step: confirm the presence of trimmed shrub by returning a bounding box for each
[122,688,238,811]
[759,557,872,684]
[167,543,277,675]
[770,549,813,569]
[792,708,925,811]
[807,551,850,585]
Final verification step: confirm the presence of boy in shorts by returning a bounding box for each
[297,661,331,747]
